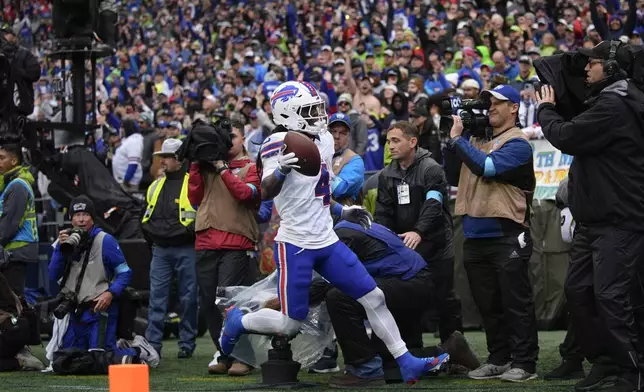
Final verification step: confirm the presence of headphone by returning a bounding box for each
[604,40,621,77]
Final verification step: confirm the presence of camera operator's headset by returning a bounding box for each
[604,40,625,78]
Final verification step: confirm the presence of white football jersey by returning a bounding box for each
[112,133,143,185]
[260,131,337,249]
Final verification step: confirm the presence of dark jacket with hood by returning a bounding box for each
[375,147,453,261]
[382,92,409,130]
[538,79,644,232]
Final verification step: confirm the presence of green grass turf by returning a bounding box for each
[0,331,580,392]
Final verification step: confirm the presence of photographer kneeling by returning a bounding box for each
[48,196,147,357]
[444,85,539,382]
[537,40,644,392]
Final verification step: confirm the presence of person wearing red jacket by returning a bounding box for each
[188,121,261,376]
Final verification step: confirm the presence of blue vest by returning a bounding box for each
[363,127,384,171]
[0,178,38,247]
[335,221,426,280]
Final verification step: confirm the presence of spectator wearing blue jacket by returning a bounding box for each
[328,113,365,206]
[49,196,134,353]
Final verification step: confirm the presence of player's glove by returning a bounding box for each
[341,205,373,230]
[277,147,300,175]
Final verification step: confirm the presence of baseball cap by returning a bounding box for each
[519,55,533,65]
[154,138,183,156]
[384,49,394,57]
[245,50,254,57]
[321,45,332,52]
[481,84,521,105]
[461,79,480,90]
[328,112,351,128]
[577,40,631,65]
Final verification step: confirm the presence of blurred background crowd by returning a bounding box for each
[3,0,639,193]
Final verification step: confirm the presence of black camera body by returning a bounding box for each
[53,291,77,320]
[60,228,89,257]
[440,96,491,138]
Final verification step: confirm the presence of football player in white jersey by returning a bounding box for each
[220,81,449,383]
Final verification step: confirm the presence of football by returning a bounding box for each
[283,131,321,177]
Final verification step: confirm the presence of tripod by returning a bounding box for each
[242,334,320,390]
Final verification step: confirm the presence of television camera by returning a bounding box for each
[439,96,491,138]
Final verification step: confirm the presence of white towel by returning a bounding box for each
[42,313,70,372]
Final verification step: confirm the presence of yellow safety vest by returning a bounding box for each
[141,173,196,226]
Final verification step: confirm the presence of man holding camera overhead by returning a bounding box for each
[537,40,644,392]
[443,85,539,382]
[49,196,139,353]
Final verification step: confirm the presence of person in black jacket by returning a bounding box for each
[375,121,462,345]
[141,139,198,360]
[537,40,644,392]
[0,24,40,117]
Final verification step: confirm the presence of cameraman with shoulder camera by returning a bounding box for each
[188,120,260,375]
[444,85,539,382]
[0,24,40,117]
[48,196,141,354]
[537,40,644,392]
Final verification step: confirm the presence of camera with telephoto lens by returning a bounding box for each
[60,228,89,257]
[53,291,77,319]
[440,96,491,138]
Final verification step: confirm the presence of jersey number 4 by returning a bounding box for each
[315,164,331,206]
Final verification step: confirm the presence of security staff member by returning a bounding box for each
[375,121,462,344]
[141,138,198,359]
[328,113,365,206]
[444,85,538,382]
[49,196,135,353]
[537,40,644,392]
[0,144,38,296]
[325,221,478,388]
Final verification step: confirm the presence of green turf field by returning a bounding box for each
[0,331,580,392]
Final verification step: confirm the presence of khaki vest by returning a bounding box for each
[195,162,259,243]
[332,149,359,206]
[62,231,109,304]
[455,127,532,225]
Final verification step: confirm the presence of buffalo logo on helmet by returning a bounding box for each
[271,84,300,105]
